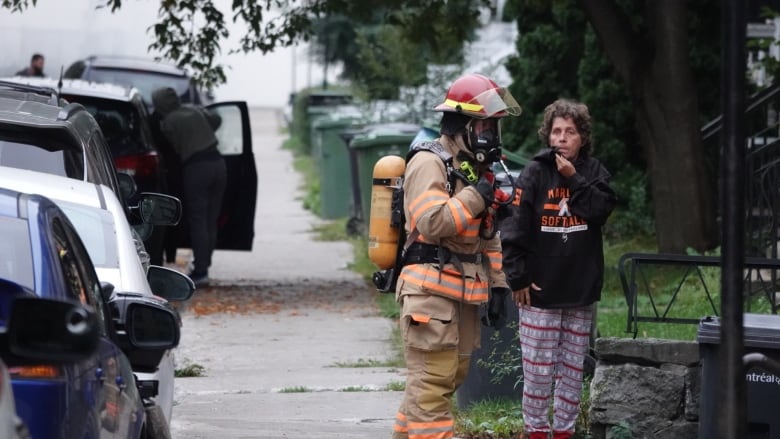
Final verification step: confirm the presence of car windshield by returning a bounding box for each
[63,96,149,157]
[57,201,120,269]
[0,216,34,291]
[0,140,84,180]
[87,68,192,107]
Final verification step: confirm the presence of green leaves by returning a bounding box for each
[1,0,36,12]
[147,0,229,88]
[5,0,489,92]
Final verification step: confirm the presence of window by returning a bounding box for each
[212,105,243,156]
[51,218,108,335]
[0,216,34,290]
[87,132,121,195]
[58,202,119,269]
[51,218,88,304]
[0,140,77,178]
[62,96,151,156]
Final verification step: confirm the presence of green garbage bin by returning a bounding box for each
[349,123,420,225]
[312,113,365,219]
[301,91,354,154]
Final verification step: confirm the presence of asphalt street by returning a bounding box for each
[168,107,404,438]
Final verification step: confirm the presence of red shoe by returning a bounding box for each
[527,432,549,439]
[552,432,573,439]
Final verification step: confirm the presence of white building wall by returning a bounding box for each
[0,0,336,107]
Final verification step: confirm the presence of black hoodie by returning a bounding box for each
[500,148,617,308]
[151,87,222,163]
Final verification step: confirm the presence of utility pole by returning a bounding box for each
[717,0,746,437]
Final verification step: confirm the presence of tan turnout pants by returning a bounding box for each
[392,294,480,439]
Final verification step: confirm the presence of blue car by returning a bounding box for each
[0,188,179,439]
[0,278,103,439]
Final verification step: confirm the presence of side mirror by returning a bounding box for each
[100,281,115,303]
[138,193,181,226]
[110,293,181,371]
[125,302,179,349]
[5,297,99,365]
[117,172,138,201]
[147,266,195,302]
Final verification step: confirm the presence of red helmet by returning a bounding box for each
[434,73,522,119]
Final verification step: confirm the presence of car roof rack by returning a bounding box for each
[0,80,60,106]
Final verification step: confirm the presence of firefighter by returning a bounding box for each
[392,73,522,439]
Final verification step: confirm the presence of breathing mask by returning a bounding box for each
[466,118,502,164]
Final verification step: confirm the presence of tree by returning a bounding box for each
[2,0,487,90]
[502,0,721,253]
[308,0,483,100]
[580,0,718,253]
[5,0,723,252]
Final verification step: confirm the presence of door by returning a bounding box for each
[55,215,144,438]
[207,101,257,250]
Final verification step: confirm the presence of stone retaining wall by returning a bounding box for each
[588,338,701,438]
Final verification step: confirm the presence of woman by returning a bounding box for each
[501,99,617,439]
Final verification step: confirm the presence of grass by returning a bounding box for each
[312,217,349,241]
[595,238,775,340]
[286,135,321,215]
[453,377,594,439]
[174,363,206,378]
[331,358,399,368]
[341,386,373,392]
[453,398,524,439]
[278,386,312,393]
[385,380,406,391]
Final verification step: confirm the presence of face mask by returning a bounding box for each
[467,118,502,164]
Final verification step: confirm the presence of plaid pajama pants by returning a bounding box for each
[519,304,593,435]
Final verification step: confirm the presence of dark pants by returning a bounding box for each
[182,157,227,276]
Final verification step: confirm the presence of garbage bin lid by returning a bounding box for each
[306,91,353,106]
[364,122,420,137]
[312,109,365,129]
[698,314,780,348]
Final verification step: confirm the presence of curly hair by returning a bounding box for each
[537,99,592,155]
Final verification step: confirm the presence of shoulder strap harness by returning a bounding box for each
[406,141,458,196]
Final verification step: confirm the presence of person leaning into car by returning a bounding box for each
[151,86,224,288]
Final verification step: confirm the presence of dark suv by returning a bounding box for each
[1,77,171,264]
[0,81,123,200]
[62,79,164,193]
[64,55,211,110]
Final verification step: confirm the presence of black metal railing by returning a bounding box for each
[701,82,780,143]
[620,82,780,336]
[619,253,780,337]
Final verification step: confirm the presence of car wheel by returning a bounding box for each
[144,405,172,439]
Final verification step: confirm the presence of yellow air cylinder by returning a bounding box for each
[368,155,406,269]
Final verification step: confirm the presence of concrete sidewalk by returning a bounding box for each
[169,107,404,438]
[207,107,358,285]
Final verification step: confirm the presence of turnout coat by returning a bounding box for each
[396,135,509,306]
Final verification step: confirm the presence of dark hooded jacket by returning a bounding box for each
[500,147,617,308]
[151,87,221,163]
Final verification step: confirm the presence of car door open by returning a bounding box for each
[206,101,257,250]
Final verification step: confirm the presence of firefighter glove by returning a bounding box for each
[475,175,496,205]
[481,287,510,329]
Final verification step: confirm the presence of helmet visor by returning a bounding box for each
[471,87,522,117]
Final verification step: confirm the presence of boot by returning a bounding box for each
[552,432,573,439]
[526,432,549,439]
